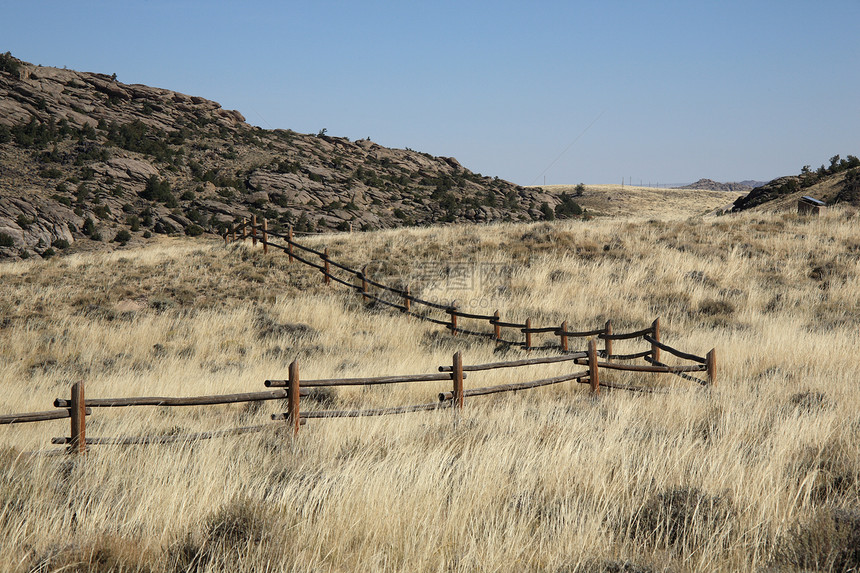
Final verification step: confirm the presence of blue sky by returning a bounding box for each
[3,1,858,185]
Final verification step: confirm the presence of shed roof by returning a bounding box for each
[800,196,826,206]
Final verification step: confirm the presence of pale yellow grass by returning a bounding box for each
[1,207,859,572]
[536,184,744,219]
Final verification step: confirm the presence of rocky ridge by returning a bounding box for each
[732,156,860,212]
[675,179,762,192]
[0,53,564,259]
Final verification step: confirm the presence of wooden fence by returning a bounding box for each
[223,217,718,360]
[1,333,712,454]
[0,218,716,454]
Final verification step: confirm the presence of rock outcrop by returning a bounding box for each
[1,53,562,259]
[675,179,759,192]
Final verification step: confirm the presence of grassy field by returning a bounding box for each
[1,204,859,572]
[534,184,743,219]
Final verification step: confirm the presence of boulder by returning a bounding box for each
[106,158,159,182]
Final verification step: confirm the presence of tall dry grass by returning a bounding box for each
[1,206,859,572]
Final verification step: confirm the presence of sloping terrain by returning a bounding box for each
[0,52,565,259]
[732,155,860,212]
[536,184,744,219]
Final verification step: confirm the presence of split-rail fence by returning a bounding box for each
[1,217,716,454]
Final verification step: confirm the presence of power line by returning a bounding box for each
[530,110,605,186]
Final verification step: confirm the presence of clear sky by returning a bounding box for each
[3,1,858,186]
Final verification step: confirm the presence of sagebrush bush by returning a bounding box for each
[632,486,734,551]
[775,508,860,572]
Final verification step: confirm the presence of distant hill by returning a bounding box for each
[0,52,567,259]
[674,179,766,192]
[732,155,860,212]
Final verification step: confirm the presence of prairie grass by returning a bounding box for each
[536,184,744,219]
[1,206,858,572]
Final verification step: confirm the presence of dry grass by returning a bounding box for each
[535,184,744,219]
[1,206,859,572]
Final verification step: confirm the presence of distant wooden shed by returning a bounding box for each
[798,196,826,216]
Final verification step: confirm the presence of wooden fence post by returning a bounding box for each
[525,318,532,351]
[604,320,613,358]
[560,320,568,352]
[493,310,501,341]
[262,218,268,255]
[69,382,86,454]
[323,248,330,285]
[403,285,411,312]
[288,360,301,435]
[230,223,236,242]
[706,348,717,386]
[450,302,458,336]
[251,215,258,247]
[650,318,661,363]
[588,339,600,394]
[241,218,247,241]
[361,272,369,303]
[452,352,464,410]
[287,226,294,263]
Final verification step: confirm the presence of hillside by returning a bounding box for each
[732,155,860,212]
[0,52,564,259]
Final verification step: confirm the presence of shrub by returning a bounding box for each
[555,192,583,218]
[75,183,90,203]
[775,508,860,571]
[52,194,72,206]
[539,202,555,220]
[698,298,735,317]
[16,214,33,229]
[139,175,177,207]
[184,224,204,237]
[39,167,63,179]
[113,229,132,244]
[40,248,55,259]
[633,486,733,550]
[82,217,97,236]
[0,52,20,76]
[106,120,176,162]
[93,205,111,219]
[51,239,70,250]
[127,215,140,231]
[0,233,14,247]
[790,440,858,504]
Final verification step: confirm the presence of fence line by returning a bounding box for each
[225,219,715,368]
[0,220,718,454]
[2,336,713,453]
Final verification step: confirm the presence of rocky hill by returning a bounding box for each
[0,52,564,259]
[675,178,763,192]
[732,155,860,212]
